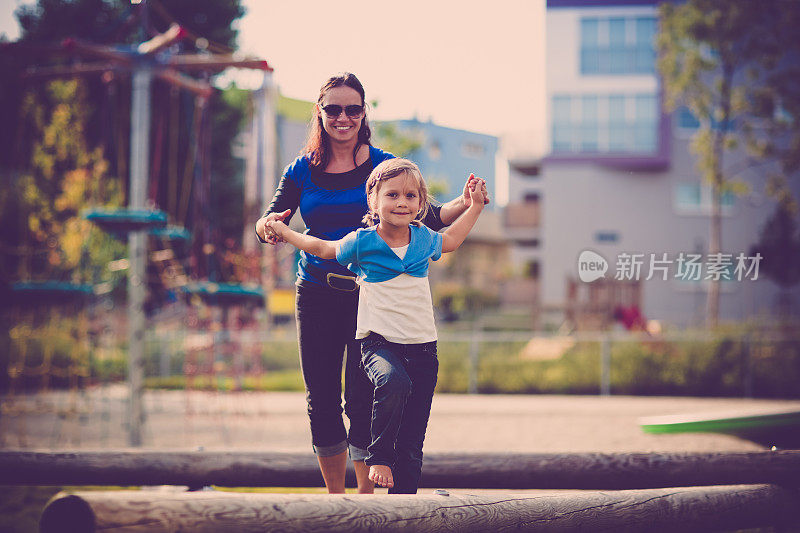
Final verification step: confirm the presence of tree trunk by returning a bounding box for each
[706,63,734,329]
[707,175,721,328]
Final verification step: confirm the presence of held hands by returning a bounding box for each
[468,178,485,210]
[462,174,490,207]
[265,219,289,240]
[257,209,291,244]
[264,219,335,259]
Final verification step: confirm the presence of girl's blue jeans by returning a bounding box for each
[360,332,439,494]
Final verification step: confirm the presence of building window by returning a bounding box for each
[581,18,600,74]
[552,95,573,153]
[429,141,442,160]
[608,95,627,151]
[551,93,658,154]
[634,94,657,152]
[594,231,619,243]
[510,162,540,177]
[524,192,540,203]
[675,183,735,214]
[677,107,700,130]
[676,183,702,207]
[635,17,657,72]
[608,17,626,74]
[524,260,540,279]
[580,16,656,75]
[581,95,599,151]
[461,142,485,158]
[676,106,740,133]
[674,261,736,292]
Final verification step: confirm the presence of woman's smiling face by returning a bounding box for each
[318,86,364,144]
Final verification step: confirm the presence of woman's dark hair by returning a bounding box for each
[302,72,372,169]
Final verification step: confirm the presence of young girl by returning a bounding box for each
[266,158,484,493]
[256,73,488,495]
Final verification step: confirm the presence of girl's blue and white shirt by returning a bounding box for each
[336,223,443,344]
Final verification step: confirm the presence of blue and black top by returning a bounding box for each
[260,146,447,287]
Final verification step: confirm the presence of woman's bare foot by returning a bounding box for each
[368,465,394,488]
[353,460,374,494]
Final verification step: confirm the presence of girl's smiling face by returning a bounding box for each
[370,172,422,229]
[318,86,363,144]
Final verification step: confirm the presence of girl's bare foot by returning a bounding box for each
[368,465,394,488]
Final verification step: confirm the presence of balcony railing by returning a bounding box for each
[504,202,540,228]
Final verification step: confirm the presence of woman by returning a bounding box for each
[255,72,488,493]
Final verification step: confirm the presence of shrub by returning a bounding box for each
[434,332,800,398]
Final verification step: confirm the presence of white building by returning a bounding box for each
[504,0,798,328]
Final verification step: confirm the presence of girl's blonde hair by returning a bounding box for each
[363,158,431,226]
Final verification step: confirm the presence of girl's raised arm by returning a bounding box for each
[438,174,490,225]
[441,182,485,253]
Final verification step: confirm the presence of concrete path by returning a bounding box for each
[3,385,799,452]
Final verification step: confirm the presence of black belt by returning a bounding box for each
[326,273,358,292]
[301,259,359,292]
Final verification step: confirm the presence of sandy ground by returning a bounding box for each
[2,384,799,452]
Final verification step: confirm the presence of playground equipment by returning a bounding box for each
[82,208,168,240]
[180,281,265,406]
[564,277,641,331]
[0,450,796,532]
[36,485,800,533]
[641,408,800,449]
[3,282,96,448]
[9,281,94,303]
[12,1,275,447]
[2,450,798,489]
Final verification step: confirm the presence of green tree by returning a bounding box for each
[738,2,800,210]
[5,0,244,172]
[15,0,243,49]
[11,79,125,283]
[424,176,450,202]
[750,201,800,314]
[209,85,248,245]
[372,121,423,158]
[3,0,251,284]
[370,100,424,157]
[658,0,800,327]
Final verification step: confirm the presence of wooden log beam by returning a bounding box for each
[59,38,133,66]
[39,485,800,533]
[137,23,186,55]
[168,53,273,71]
[22,62,122,80]
[2,450,799,489]
[154,69,213,98]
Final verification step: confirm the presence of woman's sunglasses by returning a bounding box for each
[320,104,364,119]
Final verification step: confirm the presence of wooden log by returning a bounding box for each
[422,451,800,489]
[2,450,800,489]
[39,485,800,533]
